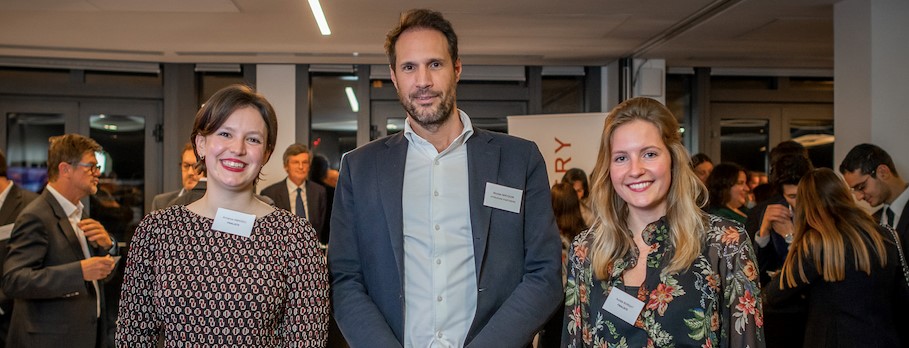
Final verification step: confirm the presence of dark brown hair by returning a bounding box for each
[47,134,102,181]
[385,9,458,69]
[551,182,587,242]
[191,84,278,178]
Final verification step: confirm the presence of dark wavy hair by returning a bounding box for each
[561,168,590,199]
[706,162,746,210]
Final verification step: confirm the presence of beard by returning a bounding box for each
[399,86,456,132]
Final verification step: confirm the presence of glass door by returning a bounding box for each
[0,98,79,192]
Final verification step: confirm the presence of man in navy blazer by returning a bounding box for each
[328,9,562,348]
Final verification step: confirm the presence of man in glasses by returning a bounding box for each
[840,144,908,241]
[150,143,199,211]
[2,134,116,348]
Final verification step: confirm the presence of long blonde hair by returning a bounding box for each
[781,168,889,288]
[588,97,708,279]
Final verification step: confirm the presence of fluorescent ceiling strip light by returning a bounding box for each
[308,0,331,35]
[345,87,359,112]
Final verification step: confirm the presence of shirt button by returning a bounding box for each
[434,225,440,231]
[436,296,443,302]
[434,191,439,197]
[434,160,440,166]
[437,332,443,338]
[435,258,441,265]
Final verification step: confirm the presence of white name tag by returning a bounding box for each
[483,182,523,214]
[212,208,255,238]
[602,287,646,325]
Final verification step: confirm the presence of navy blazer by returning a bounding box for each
[2,190,111,348]
[259,178,327,241]
[328,128,562,348]
[0,184,39,338]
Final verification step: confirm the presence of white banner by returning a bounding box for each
[507,113,607,186]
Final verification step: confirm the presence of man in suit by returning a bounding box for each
[150,143,199,211]
[260,143,327,238]
[2,134,116,348]
[0,149,39,347]
[328,9,561,348]
[840,143,909,251]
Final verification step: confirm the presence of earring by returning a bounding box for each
[200,155,205,161]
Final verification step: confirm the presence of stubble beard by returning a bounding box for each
[400,87,456,133]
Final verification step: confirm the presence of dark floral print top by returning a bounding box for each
[565,215,764,348]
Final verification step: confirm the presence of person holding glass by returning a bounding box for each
[564,97,764,347]
[116,84,329,347]
[764,168,907,347]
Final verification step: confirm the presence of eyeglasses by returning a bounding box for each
[181,162,196,171]
[850,170,875,193]
[73,162,102,173]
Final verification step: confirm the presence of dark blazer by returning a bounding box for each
[873,202,909,254]
[260,179,327,240]
[328,128,562,348]
[2,190,111,348]
[149,189,180,212]
[764,225,907,347]
[745,194,791,286]
[0,184,39,346]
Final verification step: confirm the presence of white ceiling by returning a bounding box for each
[0,0,837,70]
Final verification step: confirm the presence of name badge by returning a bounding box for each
[483,183,523,214]
[602,287,645,325]
[212,208,255,238]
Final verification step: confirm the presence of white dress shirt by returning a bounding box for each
[884,185,909,227]
[284,178,309,218]
[402,110,477,348]
[46,185,101,317]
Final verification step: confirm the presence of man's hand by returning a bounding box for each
[78,218,112,250]
[763,204,794,237]
[80,255,115,281]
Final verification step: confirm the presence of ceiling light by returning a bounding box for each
[345,87,359,112]
[308,0,331,35]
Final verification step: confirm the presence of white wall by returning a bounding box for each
[835,0,909,175]
[255,64,297,192]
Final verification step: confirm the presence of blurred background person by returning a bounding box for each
[561,168,593,226]
[308,153,334,246]
[0,148,39,347]
[565,97,763,347]
[764,168,907,347]
[706,162,750,225]
[260,143,328,244]
[538,182,587,347]
[117,84,329,346]
[691,153,714,184]
[150,143,199,211]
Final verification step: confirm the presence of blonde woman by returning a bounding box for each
[765,168,906,347]
[564,97,763,347]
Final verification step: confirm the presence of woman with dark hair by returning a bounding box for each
[561,168,594,226]
[564,97,763,347]
[706,162,750,225]
[691,153,714,184]
[117,84,330,347]
[539,182,588,347]
[764,168,907,347]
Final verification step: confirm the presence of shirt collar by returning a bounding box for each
[286,178,305,192]
[403,109,474,154]
[45,185,83,220]
[889,184,909,219]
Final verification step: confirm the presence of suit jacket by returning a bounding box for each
[873,202,909,254]
[328,128,562,348]
[260,179,327,241]
[0,184,39,346]
[149,189,180,212]
[745,194,792,286]
[2,191,111,348]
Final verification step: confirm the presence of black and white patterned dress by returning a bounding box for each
[116,205,329,347]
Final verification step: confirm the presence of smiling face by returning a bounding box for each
[284,152,311,186]
[194,105,268,192]
[727,170,749,209]
[390,28,461,132]
[609,120,672,220]
[842,167,891,206]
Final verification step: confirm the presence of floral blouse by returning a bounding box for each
[565,215,764,348]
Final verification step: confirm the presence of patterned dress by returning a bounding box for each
[565,215,764,348]
[116,205,330,347]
